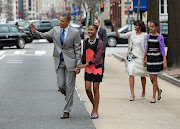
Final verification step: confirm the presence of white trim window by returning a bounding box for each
[159,0,168,14]
[159,0,168,21]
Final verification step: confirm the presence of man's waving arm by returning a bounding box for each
[30,23,53,39]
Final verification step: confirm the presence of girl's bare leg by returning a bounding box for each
[92,82,100,117]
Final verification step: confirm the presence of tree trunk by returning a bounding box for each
[147,0,159,31]
[167,0,180,67]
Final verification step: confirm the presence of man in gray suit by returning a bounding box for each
[30,14,81,119]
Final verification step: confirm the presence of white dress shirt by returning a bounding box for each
[96,26,101,39]
[61,25,70,41]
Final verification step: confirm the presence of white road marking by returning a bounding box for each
[0,51,5,55]
[38,39,47,42]
[35,51,46,55]
[14,51,26,54]
[75,86,83,101]
[6,60,23,64]
[6,62,23,64]
[6,60,23,62]
[0,55,5,60]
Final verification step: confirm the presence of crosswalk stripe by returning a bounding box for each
[6,60,23,64]
[0,51,5,55]
[14,51,26,54]
[35,51,46,55]
[0,55,5,60]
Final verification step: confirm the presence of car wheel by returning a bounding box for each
[107,37,117,47]
[16,38,25,49]
[0,46,3,49]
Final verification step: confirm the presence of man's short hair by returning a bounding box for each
[60,13,71,22]
[95,19,100,23]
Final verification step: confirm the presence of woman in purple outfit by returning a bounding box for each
[143,21,167,103]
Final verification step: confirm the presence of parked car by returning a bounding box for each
[0,24,33,49]
[19,19,59,43]
[107,23,168,47]
[107,25,129,47]
[70,23,84,39]
[8,19,26,27]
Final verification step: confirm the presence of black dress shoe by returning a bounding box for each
[157,89,162,101]
[150,100,156,103]
[61,112,69,119]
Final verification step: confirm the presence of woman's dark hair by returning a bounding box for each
[89,24,98,30]
[134,20,146,32]
[150,20,159,27]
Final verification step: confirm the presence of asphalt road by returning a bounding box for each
[0,40,97,129]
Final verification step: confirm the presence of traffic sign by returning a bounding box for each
[74,5,80,15]
[133,0,147,12]
[124,2,132,9]
[125,10,133,15]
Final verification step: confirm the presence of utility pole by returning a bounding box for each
[167,0,180,67]
[147,0,159,31]
[99,0,102,23]
[137,0,140,20]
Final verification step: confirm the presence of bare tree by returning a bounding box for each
[73,0,105,24]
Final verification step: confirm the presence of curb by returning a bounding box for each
[112,53,180,87]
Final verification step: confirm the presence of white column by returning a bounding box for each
[14,0,16,20]
[164,0,167,14]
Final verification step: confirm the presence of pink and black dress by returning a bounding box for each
[82,38,103,82]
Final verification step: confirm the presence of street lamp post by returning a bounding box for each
[51,12,54,19]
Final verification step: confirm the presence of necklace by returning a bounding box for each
[88,38,97,45]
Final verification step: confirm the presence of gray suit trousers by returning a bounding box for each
[56,61,76,113]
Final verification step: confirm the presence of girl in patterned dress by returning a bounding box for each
[76,25,103,119]
[143,21,167,103]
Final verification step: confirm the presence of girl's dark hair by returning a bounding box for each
[150,20,159,27]
[134,20,146,32]
[90,24,98,30]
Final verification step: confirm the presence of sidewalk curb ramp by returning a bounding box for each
[112,53,180,87]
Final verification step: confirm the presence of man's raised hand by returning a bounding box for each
[30,23,36,33]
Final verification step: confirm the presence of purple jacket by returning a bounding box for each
[146,34,165,57]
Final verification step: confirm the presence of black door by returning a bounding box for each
[0,25,11,46]
[9,26,21,45]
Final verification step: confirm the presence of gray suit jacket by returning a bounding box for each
[98,27,108,51]
[33,26,82,71]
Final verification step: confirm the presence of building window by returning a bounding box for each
[167,0,168,13]
[161,0,164,13]
[28,0,32,11]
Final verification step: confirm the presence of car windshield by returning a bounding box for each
[18,22,30,28]
[118,25,128,33]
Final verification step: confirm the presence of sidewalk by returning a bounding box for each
[113,52,180,87]
[76,55,180,129]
